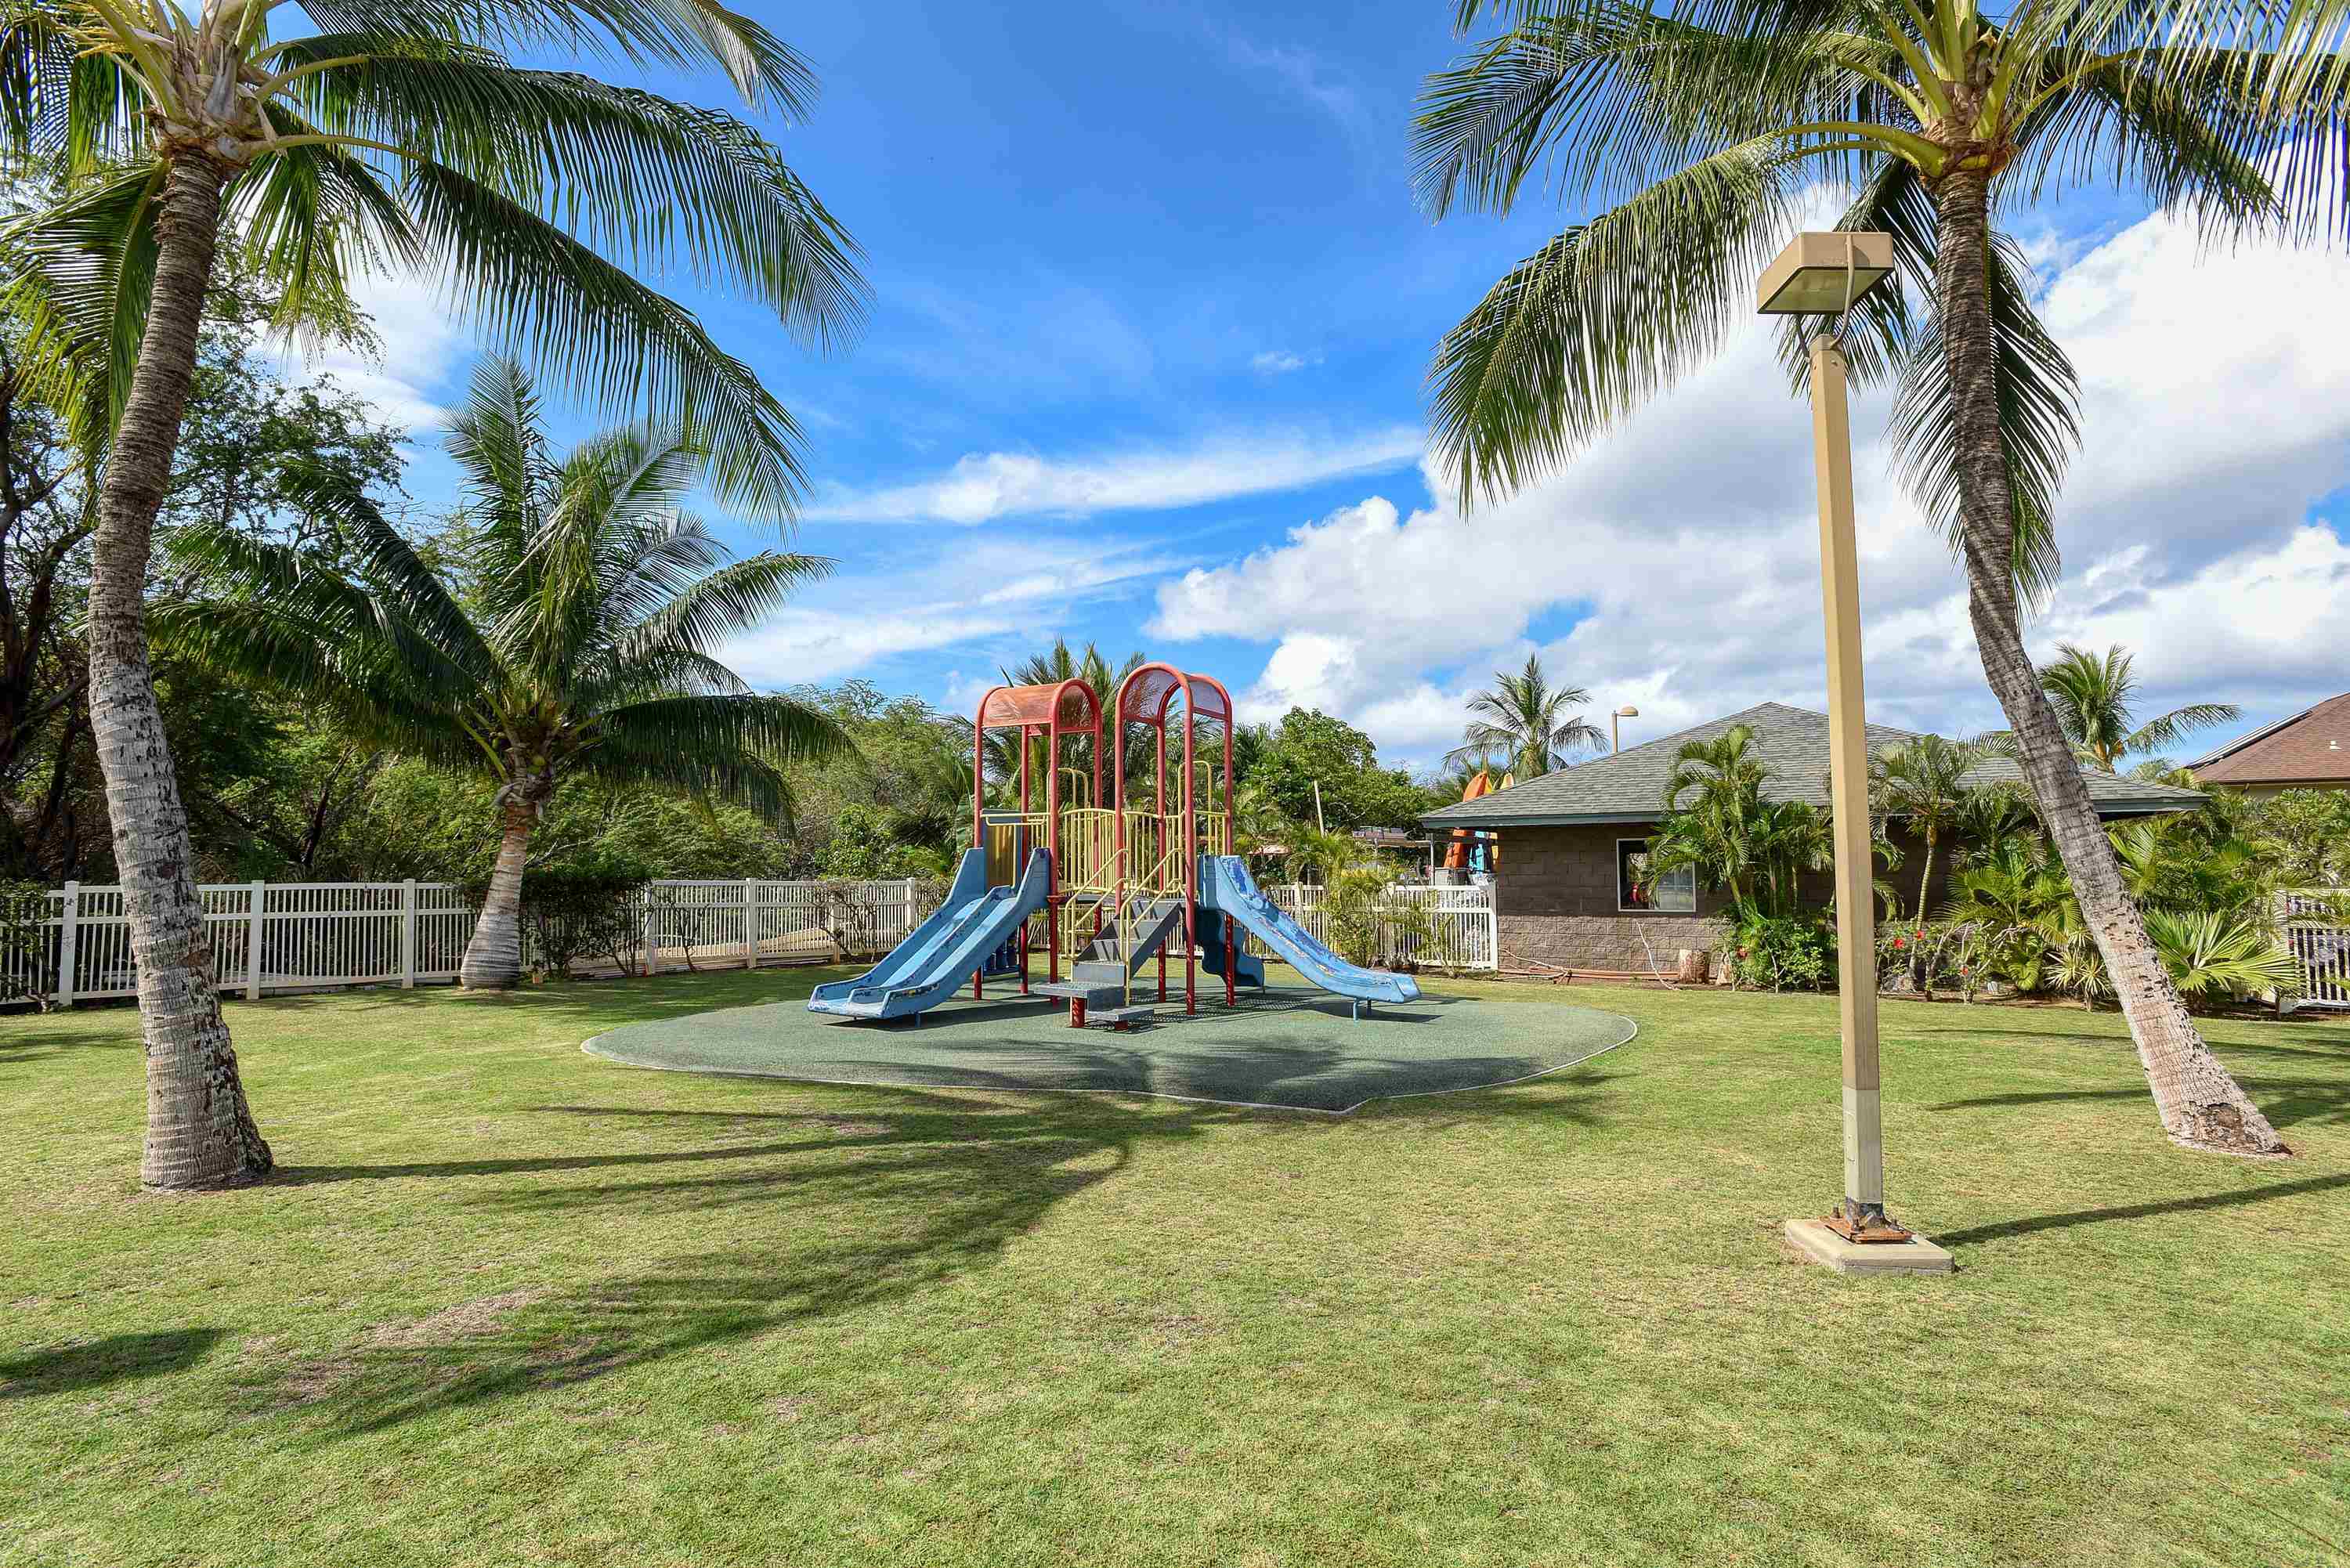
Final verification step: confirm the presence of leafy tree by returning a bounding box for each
[2023,645,2240,772]
[1412,0,2335,1155]
[158,358,853,992]
[2,0,863,1187]
[1444,652,1602,777]
[1246,708,1429,833]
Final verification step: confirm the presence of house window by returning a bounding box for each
[1618,838,1696,912]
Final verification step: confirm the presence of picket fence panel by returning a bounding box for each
[5,874,1493,1005]
[1248,882,1497,974]
[2283,891,2350,1012]
[5,877,924,1006]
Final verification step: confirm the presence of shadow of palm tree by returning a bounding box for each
[1925,1078,2345,1131]
[2,1328,226,1396]
[237,1101,1201,1440]
[1935,1172,2350,1247]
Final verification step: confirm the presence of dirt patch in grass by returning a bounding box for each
[367,1289,546,1348]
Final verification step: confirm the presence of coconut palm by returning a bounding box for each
[2035,644,2240,772]
[1870,734,1983,923]
[1413,0,2337,1155]
[1444,652,1603,777]
[158,358,853,991]
[1,0,862,1187]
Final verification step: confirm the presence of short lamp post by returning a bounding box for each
[1611,704,1639,753]
[1757,231,1951,1274]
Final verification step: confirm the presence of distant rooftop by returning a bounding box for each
[2189,693,2350,786]
[1422,702,2204,829]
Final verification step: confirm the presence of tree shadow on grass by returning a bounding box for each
[239,1065,1619,1442]
[236,1097,1220,1440]
[0,1016,143,1065]
[2,1328,226,1397]
[1936,1172,2350,1247]
[1925,1078,2346,1131]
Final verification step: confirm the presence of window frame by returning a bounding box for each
[1617,836,1697,914]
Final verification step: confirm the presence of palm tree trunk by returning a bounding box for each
[460,782,540,988]
[90,154,272,1190]
[1932,171,2283,1156]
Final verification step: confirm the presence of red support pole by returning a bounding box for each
[1183,692,1197,1017]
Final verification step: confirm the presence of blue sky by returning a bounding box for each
[330,0,2350,776]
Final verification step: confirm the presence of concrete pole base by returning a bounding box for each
[1784,1219,1954,1276]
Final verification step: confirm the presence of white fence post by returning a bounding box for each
[400,879,418,988]
[638,890,656,977]
[746,881,762,971]
[245,880,266,1000]
[55,880,78,1009]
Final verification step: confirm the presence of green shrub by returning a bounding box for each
[1323,864,1432,970]
[1723,912,1834,992]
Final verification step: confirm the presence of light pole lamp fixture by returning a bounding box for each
[1611,705,1639,753]
[1762,231,1951,1274]
[1755,231,1896,316]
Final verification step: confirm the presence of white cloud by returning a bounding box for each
[1251,349,1319,374]
[721,533,1182,690]
[278,268,468,433]
[806,427,1426,525]
[724,607,1018,688]
[1154,204,2350,767]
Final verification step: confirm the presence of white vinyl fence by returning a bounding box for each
[4,877,923,1007]
[1246,881,1497,974]
[2283,891,2350,1013]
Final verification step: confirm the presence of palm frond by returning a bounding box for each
[271,42,866,345]
[400,157,810,516]
[1429,135,1820,504]
[0,161,164,450]
[1886,229,2078,611]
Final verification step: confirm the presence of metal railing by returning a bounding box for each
[4,876,925,1006]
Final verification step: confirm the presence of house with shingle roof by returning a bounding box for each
[2188,694,2350,796]
[1419,702,2203,975]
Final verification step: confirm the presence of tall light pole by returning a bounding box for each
[1757,231,1951,1276]
[1611,704,1639,753]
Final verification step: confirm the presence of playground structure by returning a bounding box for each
[809,661,1419,1025]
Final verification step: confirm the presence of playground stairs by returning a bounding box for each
[1075,895,1186,982]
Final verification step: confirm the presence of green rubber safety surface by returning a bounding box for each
[581,985,1637,1114]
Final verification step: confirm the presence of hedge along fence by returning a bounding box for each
[2,876,927,1006]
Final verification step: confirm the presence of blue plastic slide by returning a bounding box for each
[808,847,1053,1021]
[1196,855,1420,1008]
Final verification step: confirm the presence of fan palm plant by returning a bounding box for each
[1414,0,2337,1155]
[1870,733,1983,922]
[1,0,862,1187]
[2035,644,2241,772]
[1444,652,1603,777]
[158,358,853,991]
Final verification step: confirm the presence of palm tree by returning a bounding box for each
[988,639,1148,808]
[1445,653,1603,777]
[2036,645,2240,772]
[1870,735,1983,923]
[1653,723,1770,906]
[1413,0,2331,1156]
[159,358,852,990]
[1,0,862,1187]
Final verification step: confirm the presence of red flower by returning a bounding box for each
[1914,929,1925,940]
[1892,936,1907,950]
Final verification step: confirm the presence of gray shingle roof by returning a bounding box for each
[1420,702,2204,828]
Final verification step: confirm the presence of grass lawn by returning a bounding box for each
[3,970,2345,1567]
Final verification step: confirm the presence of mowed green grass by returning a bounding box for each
[2,971,2345,1568]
